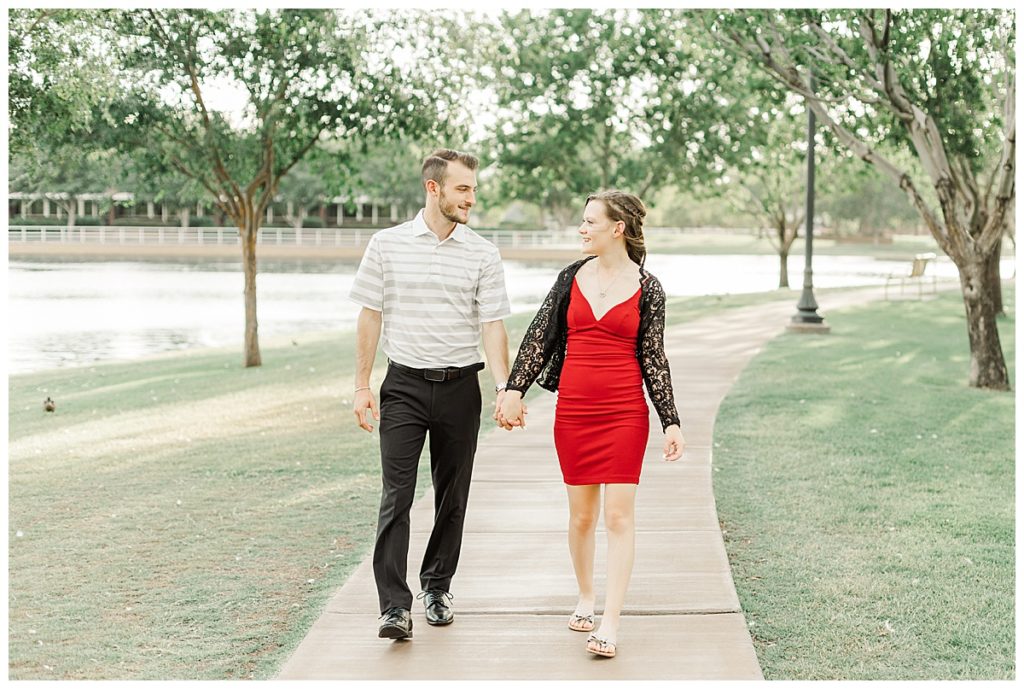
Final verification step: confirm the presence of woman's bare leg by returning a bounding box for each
[592,483,637,646]
[566,484,601,617]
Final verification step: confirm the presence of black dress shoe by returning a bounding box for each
[419,589,454,626]
[378,607,413,639]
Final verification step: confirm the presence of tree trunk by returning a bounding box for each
[986,235,1004,317]
[551,204,576,231]
[65,202,76,234]
[776,223,789,288]
[180,207,190,229]
[1008,231,1017,279]
[241,217,262,368]
[778,249,790,289]
[958,259,1009,390]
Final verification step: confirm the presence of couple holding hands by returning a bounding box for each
[350,148,684,659]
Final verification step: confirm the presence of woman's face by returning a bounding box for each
[578,200,624,256]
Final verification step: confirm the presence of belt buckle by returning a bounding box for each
[424,368,446,382]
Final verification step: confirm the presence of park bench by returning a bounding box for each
[884,252,938,300]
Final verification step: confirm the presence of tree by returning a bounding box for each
[102,9,453,367]
[993,208,1014,313]
[710,9,1014,390]
[715,85,820,289]
[726,163,805,289]
[123,160,209,228]
[344,137,434,217]
[484,9,742,228]
[818,145,927,241]
[9,145,123,230]
[8,9,118,156]
[274,158,333,230]
[8,10,126,229]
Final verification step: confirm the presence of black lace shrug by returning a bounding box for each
[506,256,681,432]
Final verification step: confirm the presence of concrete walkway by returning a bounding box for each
[277,284,952,680]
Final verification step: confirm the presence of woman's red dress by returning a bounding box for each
[553,278,649,485]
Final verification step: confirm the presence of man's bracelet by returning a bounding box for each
[354,386,370,393]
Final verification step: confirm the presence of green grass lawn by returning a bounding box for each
[8,285,811,679]
[712,287,1015,679]
[8,329,390,679]
[647,231,1016,262]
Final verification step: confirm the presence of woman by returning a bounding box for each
[499,190,685,658]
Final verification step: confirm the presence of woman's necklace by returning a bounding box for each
[596,262,628,298]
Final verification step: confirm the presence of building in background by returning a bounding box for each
[8,191,415,229]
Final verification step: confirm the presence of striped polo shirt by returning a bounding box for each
[348,209,511,369]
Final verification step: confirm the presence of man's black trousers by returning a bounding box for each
[372,363,482,613]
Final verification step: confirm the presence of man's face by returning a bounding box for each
[434,162,477,225]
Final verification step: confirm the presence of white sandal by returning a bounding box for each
[568,612,595,632]
[586,634,617,658]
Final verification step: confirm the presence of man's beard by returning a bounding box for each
[438,189,468,224]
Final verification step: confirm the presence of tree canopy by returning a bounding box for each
[8,9,119,155]
[708,8,1015,389]
[484,9,748,227]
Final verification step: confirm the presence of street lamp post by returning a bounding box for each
[788,71,830,334]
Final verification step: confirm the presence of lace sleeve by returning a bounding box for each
[506,278,560,397]
[640,277,681,432]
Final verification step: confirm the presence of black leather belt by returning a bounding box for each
[388,360,484,382]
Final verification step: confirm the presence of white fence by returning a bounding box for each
[8,225,583,248]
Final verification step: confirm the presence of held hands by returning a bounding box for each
[663,425,686,461]
[353,388,379,433]
[492,389,511,430]
[496,390,528,430]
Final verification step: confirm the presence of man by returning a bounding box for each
[349,148,511,640]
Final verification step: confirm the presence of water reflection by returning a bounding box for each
[8,254,1010,373]
[27,329,203,369]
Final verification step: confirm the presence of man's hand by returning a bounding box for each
[493,389,513,430]
[353,307,382,432]
[353,388,379,433]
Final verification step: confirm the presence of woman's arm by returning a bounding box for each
[639,277,682,432]
[505,275,562,397]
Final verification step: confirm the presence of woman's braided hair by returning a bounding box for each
[585,189,648,269]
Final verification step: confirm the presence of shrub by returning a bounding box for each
[11,215,101,226]
[8,217,66,226]
[109,216,176,227]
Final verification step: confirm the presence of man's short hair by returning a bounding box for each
[422,149,479,190]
